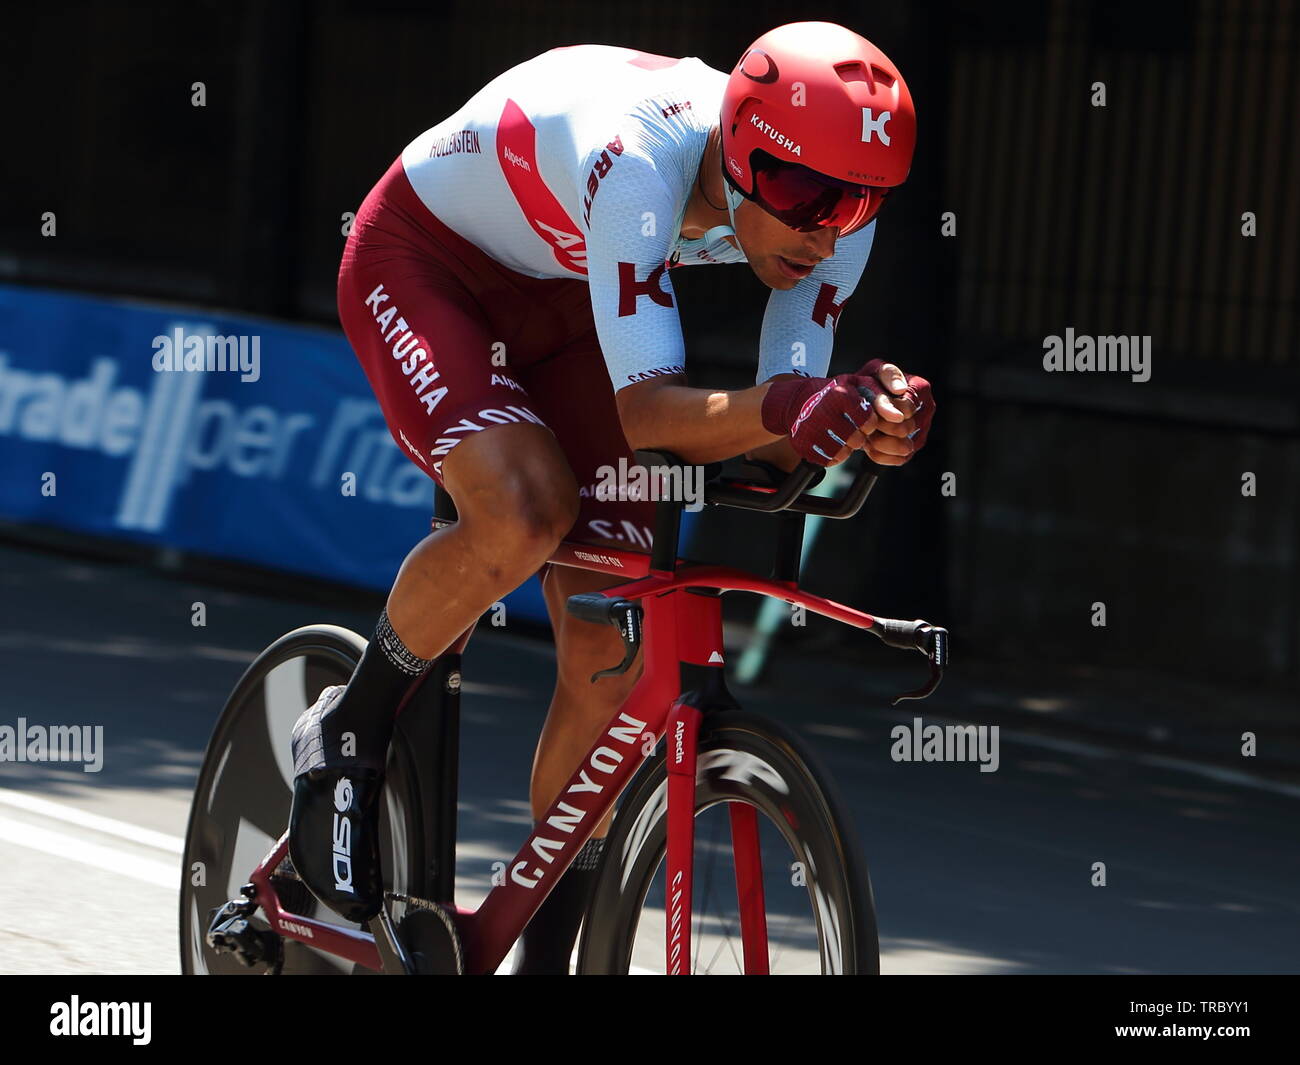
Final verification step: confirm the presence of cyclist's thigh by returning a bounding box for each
[337,231,572,514]
[514,328,658,553]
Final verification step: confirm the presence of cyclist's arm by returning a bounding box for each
[616,376,782,464]
[746,222,876,469]
[585,152,783,463]
[629,224,879,465]
[587,158,877,466]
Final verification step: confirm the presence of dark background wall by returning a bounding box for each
[3,0,1297,690]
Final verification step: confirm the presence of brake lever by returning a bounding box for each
[887,625,948,705]
[890,625,947,704]
[566,594,643,681]
[592,601,642,681]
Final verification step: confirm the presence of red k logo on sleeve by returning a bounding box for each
[617,261,674,317]
[811,283,845,330]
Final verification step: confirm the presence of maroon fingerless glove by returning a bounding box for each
[761,373,879,466]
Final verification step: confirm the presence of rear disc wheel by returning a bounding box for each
[179,625,423,974]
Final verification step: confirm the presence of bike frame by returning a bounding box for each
[240,505,890,975]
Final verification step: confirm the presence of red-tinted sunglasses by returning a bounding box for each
[749,155,891,236]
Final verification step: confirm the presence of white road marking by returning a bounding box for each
[0,787,183,852]
[0,816,176,887]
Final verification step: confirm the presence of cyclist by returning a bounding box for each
[289,20,935,973]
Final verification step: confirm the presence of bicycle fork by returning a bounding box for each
[664,693,770,975]
[572,582,769,975]
[664,698,700,976]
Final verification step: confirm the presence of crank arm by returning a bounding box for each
[370,901,416,974]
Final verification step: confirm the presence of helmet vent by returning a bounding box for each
[835,61,896,91]
[835,61,868,84]
[730,96,760,136]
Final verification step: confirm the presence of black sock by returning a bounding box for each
[512,834,605,975]
[318,609,433,771]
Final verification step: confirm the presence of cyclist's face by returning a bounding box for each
[734,197,839,291]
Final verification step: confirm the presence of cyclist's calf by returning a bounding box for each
[554,629,643,704]
[533,567,644,831]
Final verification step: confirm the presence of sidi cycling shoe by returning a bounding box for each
[287,685,386,925]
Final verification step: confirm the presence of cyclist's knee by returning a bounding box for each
[443,424,580,564]
[458,471,578,566]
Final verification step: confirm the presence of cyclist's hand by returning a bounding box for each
[855,359,935,465]
[761,373,884,466]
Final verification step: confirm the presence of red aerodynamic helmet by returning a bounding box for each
[720,21,917,235]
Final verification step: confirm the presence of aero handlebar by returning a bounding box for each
[637,450,880,520]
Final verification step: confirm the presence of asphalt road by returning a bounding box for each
[0,541,1295,974]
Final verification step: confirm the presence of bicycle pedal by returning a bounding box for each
[206,901,284,972]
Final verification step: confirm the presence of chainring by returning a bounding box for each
[395,901,464,975]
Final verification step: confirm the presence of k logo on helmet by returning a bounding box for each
[861,108,892,146]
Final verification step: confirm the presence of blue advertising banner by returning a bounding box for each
[0,285,691,622]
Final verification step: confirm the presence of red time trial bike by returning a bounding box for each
[180,451,947,974]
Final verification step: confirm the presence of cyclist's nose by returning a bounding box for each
[806,226,837,259]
